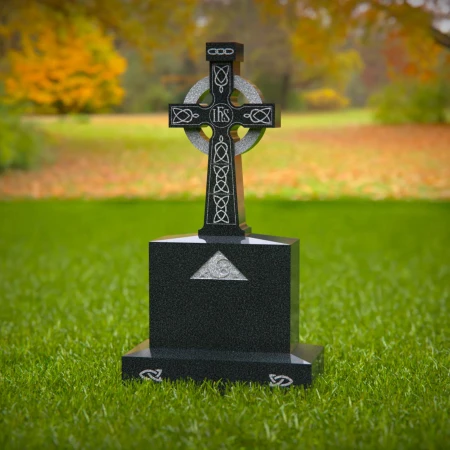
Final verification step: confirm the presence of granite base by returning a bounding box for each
[122,339,324,387]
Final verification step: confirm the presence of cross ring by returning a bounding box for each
[183,76,266,156]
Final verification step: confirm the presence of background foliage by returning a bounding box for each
[370,80,450,124]
[0,102,47,171]
[303,88,350,111]
[0,0,448,119]
[3,12,126,114]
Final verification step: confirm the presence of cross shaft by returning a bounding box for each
[169,42,278,237]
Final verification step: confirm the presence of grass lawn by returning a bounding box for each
[1,200,449,449]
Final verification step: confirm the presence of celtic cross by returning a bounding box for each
[169,42,279,237]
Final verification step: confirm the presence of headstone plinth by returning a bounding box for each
[122,42,324,387]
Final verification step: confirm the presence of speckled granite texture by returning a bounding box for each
[122,233,324,387]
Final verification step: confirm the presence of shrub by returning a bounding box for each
[122,84,173,113]
[0,105,47,171]
[286,92,307,111]
[369,81,450,124]
[3,12,126,115]
[69,113,91,124]
[303,88,349,111]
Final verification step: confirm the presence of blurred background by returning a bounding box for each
[0,0,449,198]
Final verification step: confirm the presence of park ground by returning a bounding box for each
[0,110,449,449]
[1,109,450,200]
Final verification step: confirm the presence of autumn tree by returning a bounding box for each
[2,8,126,114]
[356,1,450,122]
[0,0,198,113]
[0,0,198,59]
[192,0,362,109]
[251,0,449,120]
[2,0,447,115]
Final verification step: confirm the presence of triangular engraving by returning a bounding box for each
[191,251,248,281]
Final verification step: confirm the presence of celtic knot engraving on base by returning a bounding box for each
[213,135,229,164]
[269,374,293,387]
[243,107,272,125]
[213,195,230,223]
[213,166,229,194]
[190,251,248,281]
[213,65,229,94]
[172,107,200,124]
[139,369,163,382]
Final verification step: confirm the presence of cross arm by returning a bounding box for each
[233,104,280,129]
[169,104,209,128]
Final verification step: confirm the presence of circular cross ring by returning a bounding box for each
[184,76,266,156]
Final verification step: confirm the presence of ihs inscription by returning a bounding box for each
[210,103,233,127]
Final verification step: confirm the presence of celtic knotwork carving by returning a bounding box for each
[170,46,279,234]
[269,374,293,387]
[139,369,163,382]
[210,257,232,278]
[213,65,229,94]
[207,48,234,56]
[184,76,266,156]
[213,195,229,223]
[172,107,200,124]
[213,135,229,164]
[243,107,272,125]
[213,165,229,194]
[190,251,248,281]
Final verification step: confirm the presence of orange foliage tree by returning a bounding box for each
[383,28,449,84]
[196,0,362,109]
[0,0,198,60]
[256,0,449,84]
[0,0,198,113]
[1,7,126,114]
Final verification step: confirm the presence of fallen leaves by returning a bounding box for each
[0,116,449,200]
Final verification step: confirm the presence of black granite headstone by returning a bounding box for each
[122,42,324,387]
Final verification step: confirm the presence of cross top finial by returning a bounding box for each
[169,42,280,237]
[206,42,244,62]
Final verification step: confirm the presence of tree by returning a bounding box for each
[194,0,362,109]
[359,1,449,84]
[254,0,449,119]
[2,8,126,114]
[0,0,198,113]
[0,0,198,60]
[432,27,450,50]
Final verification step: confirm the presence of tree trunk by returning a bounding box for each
[431,27,450,50]
[280,72,290,110]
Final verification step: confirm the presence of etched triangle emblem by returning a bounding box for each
[191,251,248,281]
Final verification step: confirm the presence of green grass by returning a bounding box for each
[281,109,373,129]
[1,200,449,449]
